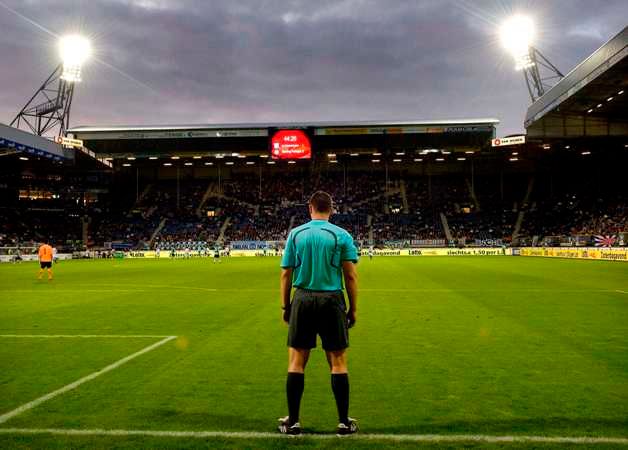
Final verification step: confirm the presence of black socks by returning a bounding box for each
[331,373,350,425]
[286,372,305,425]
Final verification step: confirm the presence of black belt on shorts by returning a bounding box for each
[294,287,343,295]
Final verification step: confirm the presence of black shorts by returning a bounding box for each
[40,261,52,269]
[287,289,349,351]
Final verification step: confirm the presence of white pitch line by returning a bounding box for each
[616,290,627,294]
[0,335,173,339]
[0,428,626,444]
[0,335,176,425]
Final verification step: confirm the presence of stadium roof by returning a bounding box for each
[69,118,498,138]
[68,118,499,158]
[0,122,69,160]
[525,26,628,140]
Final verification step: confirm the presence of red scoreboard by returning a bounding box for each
[270,129,312,159]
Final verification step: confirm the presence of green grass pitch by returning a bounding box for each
[0,256,627,449]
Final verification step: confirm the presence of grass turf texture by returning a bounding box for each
[0,256,626,449]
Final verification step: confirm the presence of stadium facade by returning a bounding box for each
[1,27,626,259]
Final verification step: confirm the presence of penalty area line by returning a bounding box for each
[0,428,626,445]
[0,335,174,339]
[0,335,176,425]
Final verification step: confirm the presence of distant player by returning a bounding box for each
[37,241,54,280]
[368,246,374,260]
[213,246,221,263]
[52,246,58,263]
[278,191,359,436]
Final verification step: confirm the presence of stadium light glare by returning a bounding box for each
[122,163,131,167]
[171,156,180,160]
[163,162,172,166]
[457,157,466,161]
[259,154,269,158]
[149,156,158,160]
[59,35,91,82]
[19,156,29,161]
[372,152,382,156]
[193,156,202,159]
[393,158,402,162]
[587,108,593,113]
[581,151,591,155]
[414,158,423,162]
[350,153,359,156]
[618,90,624,95]
[395,152,405,156]
[509,157,519,161]
[500,15,534,70]
[288,160,296,164]
[127,157,136,160]
[465,151,475,154]
[607,97,613,102]
[436,158,444,161]
[184,162,193,166]
[371,159,380,163]
[225,162,234,165]
[246,161,255,165]
[204,162,214,166]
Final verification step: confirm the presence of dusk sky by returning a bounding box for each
[0,0,626,135]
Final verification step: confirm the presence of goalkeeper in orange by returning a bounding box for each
[38,241,54,280]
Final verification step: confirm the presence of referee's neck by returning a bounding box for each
[310,213,330,221]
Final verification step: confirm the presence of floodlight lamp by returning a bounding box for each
[500,15,534,70]
[59,35,91,82]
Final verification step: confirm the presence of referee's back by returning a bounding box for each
[281,220,358,292]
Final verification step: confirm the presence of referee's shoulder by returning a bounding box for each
[287,222,308,238]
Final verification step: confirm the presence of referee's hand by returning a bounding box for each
[282,307,290,325]
[347,309,357,328]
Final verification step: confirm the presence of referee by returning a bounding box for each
[278,191,359,436]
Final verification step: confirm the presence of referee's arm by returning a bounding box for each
[280,233,296,324]
[342,261,358,327]
[280,268,293,321]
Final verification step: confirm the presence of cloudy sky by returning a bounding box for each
[0,0,626,135]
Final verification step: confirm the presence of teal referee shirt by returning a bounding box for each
[281,219,359,291]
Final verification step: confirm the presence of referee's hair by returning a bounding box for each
[309,191,333,213]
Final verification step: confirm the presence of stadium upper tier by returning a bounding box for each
[66,118,499,161]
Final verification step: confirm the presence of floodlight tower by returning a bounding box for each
[500,15,563,103]
[11,35,91,137]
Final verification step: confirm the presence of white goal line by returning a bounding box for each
[0,428,626,445]
[0,335,176,425]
